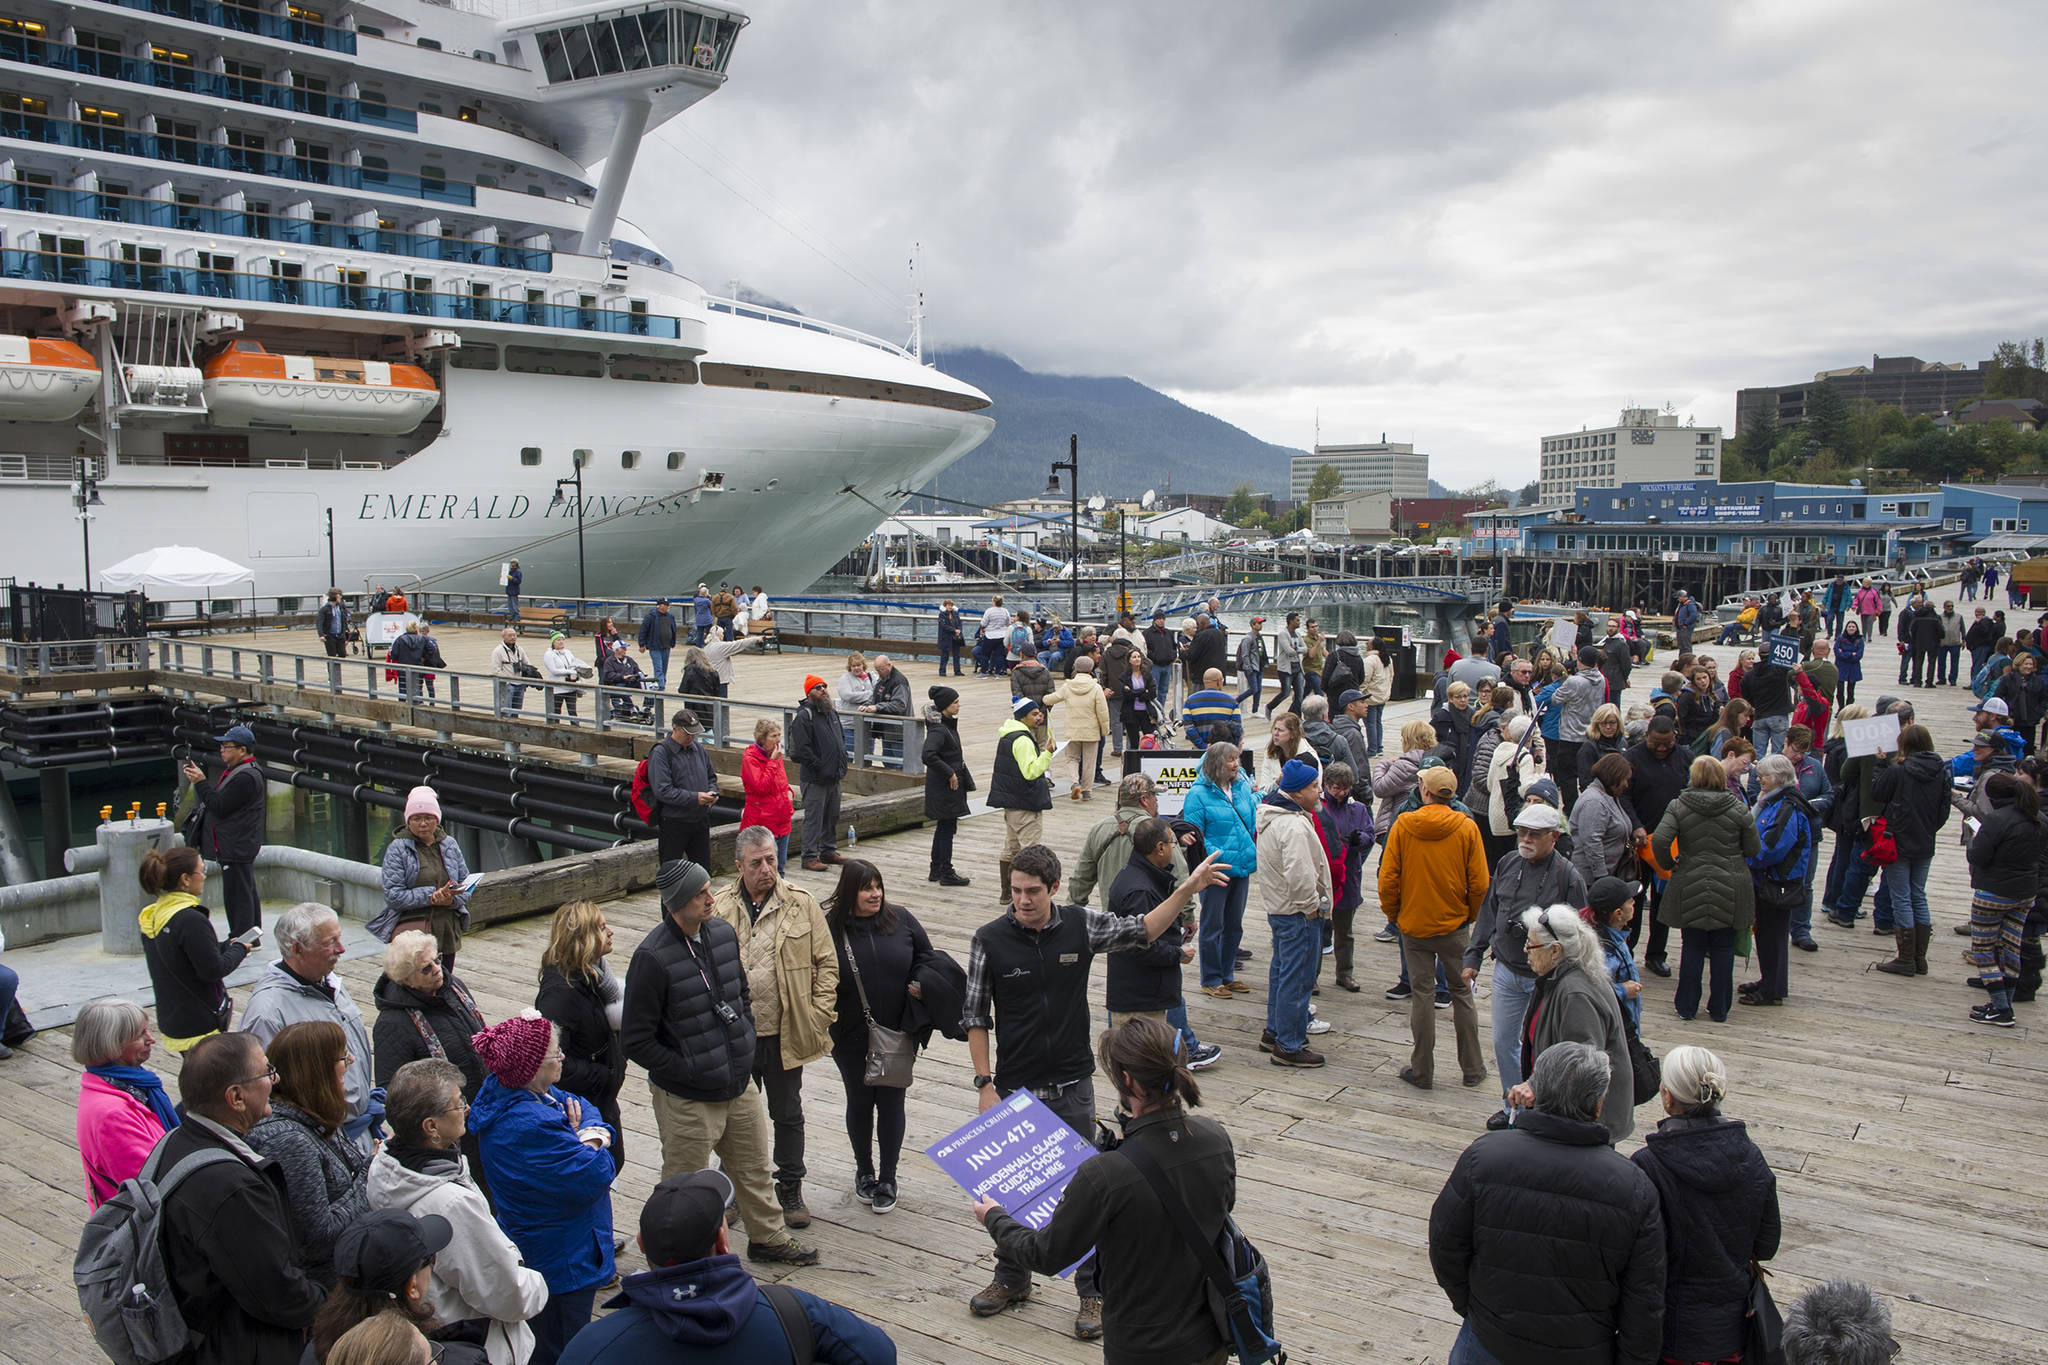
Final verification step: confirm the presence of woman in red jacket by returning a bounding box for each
[741,716,795,872]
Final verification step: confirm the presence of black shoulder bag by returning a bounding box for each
[1121,1139,1285,1364]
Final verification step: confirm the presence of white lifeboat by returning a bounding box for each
[202,341,440,434]
[0,336,101,422]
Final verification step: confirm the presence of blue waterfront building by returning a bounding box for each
[1500,479,1946,569]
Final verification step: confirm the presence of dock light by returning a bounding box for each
[100,806,113,820]
[156,803,167,817]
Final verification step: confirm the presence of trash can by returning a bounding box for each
[1373,626,1419,702]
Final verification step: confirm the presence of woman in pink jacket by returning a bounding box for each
[73,998,177,1207]
[1852,581,1884,639]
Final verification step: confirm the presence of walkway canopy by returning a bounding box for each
[97,545,254,594]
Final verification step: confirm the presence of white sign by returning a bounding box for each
[499,561,512,586]
[1842,712,1901,759]
[1549,618,1578,655]
[1124,748,1205,815]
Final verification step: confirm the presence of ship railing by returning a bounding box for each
[141,638,927,774]
[0,179,552,273]
[0,248,680,338]
[0,32,411,129]
[0,110,472,205]
[703,297,914,360]
[88,0,358,55]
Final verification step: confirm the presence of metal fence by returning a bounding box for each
[10,638,927,774]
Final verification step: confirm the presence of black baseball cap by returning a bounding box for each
[334,1209,452,1293]
[641,1168,736,1266]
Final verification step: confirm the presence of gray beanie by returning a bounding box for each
[657,858,710,909]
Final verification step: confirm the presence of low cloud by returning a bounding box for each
[623,0,2048,490]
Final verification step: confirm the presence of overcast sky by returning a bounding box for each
[621,0,2048,490]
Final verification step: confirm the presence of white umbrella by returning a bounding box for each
[97,545,254,594]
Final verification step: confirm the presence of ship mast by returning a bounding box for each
[907,243,924,365]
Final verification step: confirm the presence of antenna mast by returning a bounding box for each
[907,242,925,364]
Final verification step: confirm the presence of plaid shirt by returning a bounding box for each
[960,903,1148,1034]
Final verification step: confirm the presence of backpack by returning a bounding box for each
[75,1139,241,1365]
[761,1283,815,1364]
[631,756,657,824]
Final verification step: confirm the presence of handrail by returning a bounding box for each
[703,297,913,360]
[7,637,927,775]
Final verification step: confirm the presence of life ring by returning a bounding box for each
[693,42,716,67]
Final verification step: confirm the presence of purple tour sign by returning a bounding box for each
[927,1089,1098,1276]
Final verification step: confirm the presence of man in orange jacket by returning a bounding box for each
[1379,766,1491,1090]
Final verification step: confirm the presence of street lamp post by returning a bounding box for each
[1117,514,1127,619]
[1045,433,1079,623]
[325,506,336,588]
[549,457,587,604]
[72,455,103,588]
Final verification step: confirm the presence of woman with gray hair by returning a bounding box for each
[1180,741,1259,997]
[73,998,177,1207]
[1630,1045,1781,1364]
[1744,754,1815,1008]
[1509,905,1635,1141]
[373,929,490,1194]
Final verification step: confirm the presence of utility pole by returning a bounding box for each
[1046,433,1079,623]
[325,506,336,587]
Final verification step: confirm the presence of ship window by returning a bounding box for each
[572,448,590,468]
[361,155,389,184]
[419,101,442,115]
[608,355,696,383]
[667,451,684,470]
[613,15,647,69]
[506,346,601,378]
[357,23,382,36]
[590,20,623,74]
[562,24,596,79]
[447,344,497,371]
[520,447,542,466]
[417,37,441,51]
[537,30,570,82]
[640,8,669,62]
[474,173,498,187]
[621,449,639,469]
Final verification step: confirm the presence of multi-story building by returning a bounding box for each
[1735,355,1988,434]
[1503,479,1936,567]
[1537,408,1721,506]
[1292,440,1428,501]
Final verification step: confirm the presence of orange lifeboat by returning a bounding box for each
[202,340,440,434]
[0,335,101,422]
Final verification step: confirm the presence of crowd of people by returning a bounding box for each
[52,578,1995,1365]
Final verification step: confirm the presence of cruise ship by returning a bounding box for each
[0,0,994,599]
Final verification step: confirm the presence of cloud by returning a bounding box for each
[620,0,2048,490]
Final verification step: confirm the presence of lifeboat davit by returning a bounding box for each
[202,340,440,434]
[0,335,101,422]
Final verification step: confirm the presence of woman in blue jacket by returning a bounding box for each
[1180,741,1259,997]
[469,1011,618,1365]
[1834,619,1865,706]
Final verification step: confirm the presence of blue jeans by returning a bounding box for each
[773,833,788,875]
[1488,963,1538,1108]
[1266,913,1322,1052]
[1234,669,1264,710]
[0,961,19,1028]
[1875,856,1933,929]
[647,647,670,689]
[1753,713,1789,756]
[1792,880,1815,944]
[506,591,519,620]
[1199,877,1250,987]
[1450,1321,1503,1365]
[1676,926,1737,1020]
[938,638,961,674]
[1823,830,1874,919]
[1151,664,1174,716]
[1940,644,1962,685]
[1167,1001,1203,1055]
[1365,703,1384,755]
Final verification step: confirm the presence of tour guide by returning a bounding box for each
[959,842,1229,1340]
[988,696,1059,901]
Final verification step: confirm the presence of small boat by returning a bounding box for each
[0,335,101,422]
[202,341,440,433]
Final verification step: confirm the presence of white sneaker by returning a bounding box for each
[1305,1017,1333,1035]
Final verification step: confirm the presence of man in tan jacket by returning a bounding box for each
[712,824,839,1228]
[1252,759,1333,1068]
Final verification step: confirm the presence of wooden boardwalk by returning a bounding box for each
[3,621,2045,1363]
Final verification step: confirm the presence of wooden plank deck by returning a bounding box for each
[3,620,2045,1363]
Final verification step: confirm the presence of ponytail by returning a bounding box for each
[1098,1016,1201,1111]
[139,845,202,896]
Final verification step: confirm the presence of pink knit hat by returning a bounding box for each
[471,1010,552,1089]
[404,786,441,821]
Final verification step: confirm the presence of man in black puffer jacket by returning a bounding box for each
[1430,1040,1665,1365]
[180,723,267,936]
[622,859,820,1267]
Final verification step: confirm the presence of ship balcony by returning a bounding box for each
[83,0,356,56]
[0,29,416,131]
[2,244,683,338]
[1,177,552,271]
[0,107,474,205]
